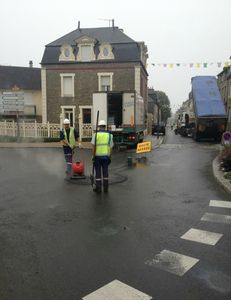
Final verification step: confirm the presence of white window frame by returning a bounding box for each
[97,72,113,92]
[60,73,75,97]
[77,44,96,62]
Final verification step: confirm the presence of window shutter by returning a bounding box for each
[63,77,72,96]
[101,76,110,86]
[81,45,91,61]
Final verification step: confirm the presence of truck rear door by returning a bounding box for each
[92,93,107,129]
[123,92,135,126]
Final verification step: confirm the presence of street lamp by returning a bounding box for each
[156,95,160,139]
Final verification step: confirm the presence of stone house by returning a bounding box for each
[41,24,148,137]
[0,64,42,121]
[217,66,231,130]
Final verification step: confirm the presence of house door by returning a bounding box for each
[61,106,76,127]
[79,106,92,141]
[64,109,73,126]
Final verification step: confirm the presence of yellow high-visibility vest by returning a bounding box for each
[64,127,76,148]
[95,132,112,156]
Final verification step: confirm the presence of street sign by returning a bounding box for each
[136,141,152,153]
[1,91,24,114]
[2,100,24,105]
[222,132,231,145]
[223,132,231,140]
[2,96,24,100]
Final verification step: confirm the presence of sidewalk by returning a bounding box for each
[212,156,231,194]
[0,141,92,149]
[0,136,163,149]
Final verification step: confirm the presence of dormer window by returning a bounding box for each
[98,43,114,60]
[75,36,96,62]
[59,44,75,61]
[80,45,92,62]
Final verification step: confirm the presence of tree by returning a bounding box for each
[151,90,172,122]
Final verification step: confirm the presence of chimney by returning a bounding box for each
[29,60,33,68]
[78,21,80,29]
[112,19,115,27]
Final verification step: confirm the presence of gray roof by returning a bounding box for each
[41,27,141,65]
[47,27,135,46]
[0,65,41,90]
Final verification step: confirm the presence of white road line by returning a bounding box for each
[181,228,223,245]
[201,212,231,224]
[82,279,152,300]
[209,200,231,209]
[145,249,199,277]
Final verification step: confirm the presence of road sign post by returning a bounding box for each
[1,92,24,138]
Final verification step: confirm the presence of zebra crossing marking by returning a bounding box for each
[181,228,223,245]
[201,212,231,224]
[209,200,231,209]
[82,279,152,300]
[145,249,199,276]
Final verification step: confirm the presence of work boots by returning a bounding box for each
[103,180,108,193]
[93,181,102,193]
[93,186,102,193]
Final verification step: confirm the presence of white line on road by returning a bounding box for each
[201,212,231,224]
[209,200,231,209]
[145,249,199,277]
[181,228,223,245]
[82,279,152,300]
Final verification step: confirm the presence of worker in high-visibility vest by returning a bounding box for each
[91,120,114,193]
[60,118,79,177]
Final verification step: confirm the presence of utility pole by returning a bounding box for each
[157,97,160,139]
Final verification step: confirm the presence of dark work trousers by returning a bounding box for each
[94,157,109,192]
[63,146,73,175]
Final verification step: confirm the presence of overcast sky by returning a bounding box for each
[1,0,230,111]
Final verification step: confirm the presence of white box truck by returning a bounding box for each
[92,91,145,147]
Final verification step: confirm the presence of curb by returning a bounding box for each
[0,142,92,149]
[212,156,231,194]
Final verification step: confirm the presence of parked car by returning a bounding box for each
[152,122,166,135]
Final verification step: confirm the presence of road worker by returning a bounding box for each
[91,120,113,193]
[60,118,79,177]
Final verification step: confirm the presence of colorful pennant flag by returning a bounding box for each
[150,61,231,68]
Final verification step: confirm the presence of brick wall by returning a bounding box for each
[45,63,145,123]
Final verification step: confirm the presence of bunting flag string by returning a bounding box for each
[150,61,231,68]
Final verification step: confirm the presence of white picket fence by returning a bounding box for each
[0,120,94,140]
[80,123,93,140]
[0,120,61,138]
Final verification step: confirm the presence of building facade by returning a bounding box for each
[217,66,231,130]
[41,25,148,134]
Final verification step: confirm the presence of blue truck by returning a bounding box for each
[190,76,227,141]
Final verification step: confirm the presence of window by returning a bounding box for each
[81,45,91,61]
[75,36,96,62]
[98,43,114,60]
[82,108,91,123]
[101,76,110,91]
[97,73,113,91]
[60,74,75,97]
[59,44,75,61]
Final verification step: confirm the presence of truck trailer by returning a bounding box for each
[92,91,145,147]
[190,76,227,141]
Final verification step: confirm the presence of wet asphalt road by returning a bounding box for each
[0,128,231,300]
